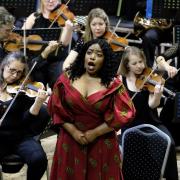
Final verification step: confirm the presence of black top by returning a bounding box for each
[122,76,161,133]
[33,12,59,28]
[0,94,48,142]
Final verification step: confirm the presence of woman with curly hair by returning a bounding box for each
[48,38,135,180]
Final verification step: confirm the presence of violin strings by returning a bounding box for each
[131,65,158,101]
[0,61,37,126]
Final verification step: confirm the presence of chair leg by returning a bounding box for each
[46,163,50,180]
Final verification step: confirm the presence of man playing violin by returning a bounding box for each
[117,46,179,180]
[0,51,50,180]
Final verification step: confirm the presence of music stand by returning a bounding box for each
[151,0,180,20]
[173,25,180,43]
[0,0,38,20]
[13,28,62,42]
[13,28,62,59]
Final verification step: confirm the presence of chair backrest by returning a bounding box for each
[121,124,171,180]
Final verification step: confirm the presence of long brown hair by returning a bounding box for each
[83,8,110,43]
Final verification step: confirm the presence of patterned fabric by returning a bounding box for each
[48,73,135,180]
[122,125,170,180]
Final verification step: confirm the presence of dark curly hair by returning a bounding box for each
[66,39,118,87]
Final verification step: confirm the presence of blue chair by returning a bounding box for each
[121,124,171,180]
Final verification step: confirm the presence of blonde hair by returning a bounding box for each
[83,8,110,42]
[38,0,61,13]
[118,46,147,76]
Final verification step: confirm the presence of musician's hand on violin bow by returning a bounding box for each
[41,40,59,59]
[156,56,178,78]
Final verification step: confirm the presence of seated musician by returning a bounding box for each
[0,6,64,89]
[0,51,50,180]
[63,7,125,72]
[22,0,74,89]
[117,46,179,180]
[156,44,180,147]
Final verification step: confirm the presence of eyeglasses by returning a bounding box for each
[7,66,24,76]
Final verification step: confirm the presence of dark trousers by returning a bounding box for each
[0,138,47,180]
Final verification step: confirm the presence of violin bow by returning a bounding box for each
[48,0,71,28]
[0,61,37,126]
[23,19,27,57]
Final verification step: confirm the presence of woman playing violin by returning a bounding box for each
[0,51,50,180]
[22,0,73,47]
[63,8,124,72]
[21,0,74,89]
[117,46,179,180]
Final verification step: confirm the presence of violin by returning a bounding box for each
[6,80,45,98]
[135,67,175,97]
[3,32,50,52]
[103,31,128,52]
[49,4,75,27]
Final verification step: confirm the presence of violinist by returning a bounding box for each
[0,6,60,89]
[156,43,180,147]
[63,8,124,72]
[22,0,74,88]
[117,46,179,180]
[0,51,50,179]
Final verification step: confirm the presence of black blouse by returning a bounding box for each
[121,76,161,133]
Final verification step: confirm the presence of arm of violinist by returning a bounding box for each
[29,89,48,115]
[22,13,36,30]
[60,20,74,46]
[62,36,84,70]
[62,50,78,70]
[156,56,178,78]
[148,84,163,109]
